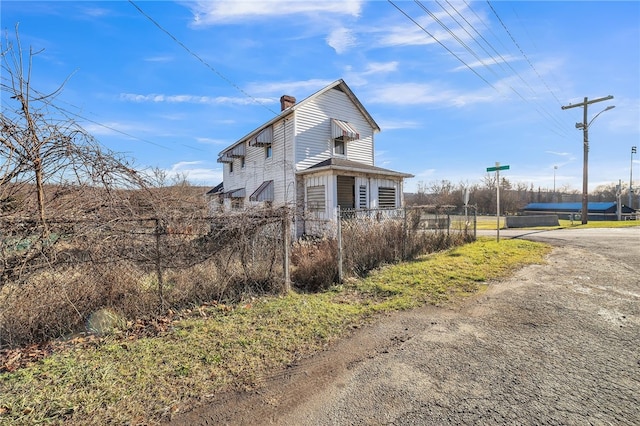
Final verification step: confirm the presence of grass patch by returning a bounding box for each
[475,216,639,230]
[557,219,640,229]
[0,239,551,425]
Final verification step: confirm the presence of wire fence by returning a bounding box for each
[0,209,289,347]
[336,206,476,280]
[1,205,475,347]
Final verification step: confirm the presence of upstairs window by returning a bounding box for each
[265,145,272,159]
[331,118,359,157]
[229,161,234,174]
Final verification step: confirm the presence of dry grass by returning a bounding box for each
[0,238,551,425]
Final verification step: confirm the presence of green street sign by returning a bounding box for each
[487,165,510,172]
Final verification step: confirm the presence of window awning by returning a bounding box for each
[331,118,360,141]
[217,154,233,163]
[228,143,246,157]
[224,188,246,198]
[250,180,274,202]
[250,127,273,147]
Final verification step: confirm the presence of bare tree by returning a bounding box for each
[1,26,148,232]
[1,26,155,286]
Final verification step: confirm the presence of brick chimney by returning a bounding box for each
[280,95,296,111]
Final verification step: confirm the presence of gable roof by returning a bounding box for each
[218,79,379,158]
[298,157,414,178]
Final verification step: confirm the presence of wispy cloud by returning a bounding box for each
[327,27,357,54]
[119,93,273,105]
[546,151,572,158]
[144,56,174,63]
[377,119,422,131]
[244,79,334,97]
[196,137,229,145]
[545,151,576,167]
[80,6,111,18]
[362,61,399,75]
[413,168,438,181]
[186,0,363,26]
[81,121,147,137]
[166,161,222,185]
[366,82,496,107]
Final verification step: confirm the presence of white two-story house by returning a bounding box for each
[211,79,413,235]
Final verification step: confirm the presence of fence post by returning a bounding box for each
[337,206,343,283]
[282,208,291,292]
[473,206,477,239]
[154,218,166,310]
[402,206,407,260]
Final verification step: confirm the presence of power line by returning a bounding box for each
[391,1,569,139]
[486,1,563,107]
[128,0,280,117]
[416,1,498,80]
[387,0,500,93]
[447,0,568,136]
[508,3,566,108]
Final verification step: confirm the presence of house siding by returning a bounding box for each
[295,87,374,170]
[224,118,296,207]
[215,80,411,236]
[303,173,333,220]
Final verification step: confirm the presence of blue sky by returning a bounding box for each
[2,1,639,193]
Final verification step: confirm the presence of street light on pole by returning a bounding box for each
[631,146,637,210]
[561,96,614,224]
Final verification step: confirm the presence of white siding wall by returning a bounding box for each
[294,87,374,170]
[221,144,245,196]
[369,178,402,209]
[302,173,334,220]
[222,118,296,207]
[302,173,403,212]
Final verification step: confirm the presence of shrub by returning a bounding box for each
[291,238,338,292]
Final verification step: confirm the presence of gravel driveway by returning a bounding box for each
[172,227,640,425]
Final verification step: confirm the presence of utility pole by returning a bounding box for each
[561,95,614,224]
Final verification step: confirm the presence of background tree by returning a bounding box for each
[1,26,148,234]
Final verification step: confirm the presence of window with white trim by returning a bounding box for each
[331,118,359,157]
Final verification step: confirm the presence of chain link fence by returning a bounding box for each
[1,205,476,347]
[337,206,476,280]
[0,209,290,347]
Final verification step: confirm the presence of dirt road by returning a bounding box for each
[172,227,640,425]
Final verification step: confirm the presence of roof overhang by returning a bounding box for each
[249,180,274,202]
[331,118,360,141]
[297,158,413,179]
[224,188,246,198]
